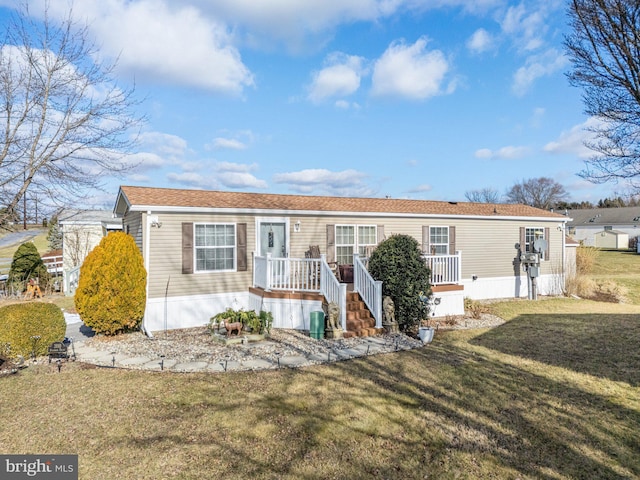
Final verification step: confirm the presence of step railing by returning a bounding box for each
[353,253,382,328]
[423,251,461,285]
[319,254,346,330]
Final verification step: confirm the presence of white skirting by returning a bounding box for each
[461,274,563,300]
[143,291,250,333]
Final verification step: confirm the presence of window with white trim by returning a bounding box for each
[335,225,377,264]
[195,224,235,271]
[357,225,377,256]
[524,227,545,254]
[335,225,355,265]
[429,226,449,255]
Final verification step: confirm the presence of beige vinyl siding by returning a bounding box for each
[143,213,255,299]
[292,215,564,279]
[138,210,565,299]
[123,212,143,251]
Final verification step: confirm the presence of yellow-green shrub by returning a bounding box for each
[0,303,65,358]
[74,232,147,335]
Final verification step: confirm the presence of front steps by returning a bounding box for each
[343,291,384,338]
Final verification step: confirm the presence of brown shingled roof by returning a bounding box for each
[118,185,565,219]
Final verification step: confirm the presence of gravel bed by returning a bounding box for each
[82,313,504,370]
[84,328,425,367]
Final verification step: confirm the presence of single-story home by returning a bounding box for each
[114,186,571,335]
[59,209,122,295]
[566,206,640,248]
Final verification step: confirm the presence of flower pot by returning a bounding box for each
[418,327,434,344]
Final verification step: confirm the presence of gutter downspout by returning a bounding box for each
[143,211,154,338]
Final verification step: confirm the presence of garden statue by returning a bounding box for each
[325,301,343,339]
[382,296,399,334]
[222,320,242,336]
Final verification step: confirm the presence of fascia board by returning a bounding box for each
[126,204,569,223]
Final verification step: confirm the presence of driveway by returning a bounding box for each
[0,229,45,248]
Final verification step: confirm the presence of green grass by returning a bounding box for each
[590,249,640,304]
[2,299,639,479]
[1,248,639,479]
[0,227,48,274]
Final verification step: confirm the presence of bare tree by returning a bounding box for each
[0,3,142,226]
[464,188,501,203]
[505,177,568,210]
[565,0,640,188]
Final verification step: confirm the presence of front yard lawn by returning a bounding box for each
[1,298,638,479]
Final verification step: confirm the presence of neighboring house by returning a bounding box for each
[58,209,122,294]
[114,186,571,335]
[566,206,640,248]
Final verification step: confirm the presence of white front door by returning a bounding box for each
[259,222,287,258]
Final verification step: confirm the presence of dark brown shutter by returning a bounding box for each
[377,225,385,243]
[544,227,550,261]
[449,226,456,254]
[326,225,335,263]
[422,226,429,254]
[237,223,247,271]
[182,222,193,274]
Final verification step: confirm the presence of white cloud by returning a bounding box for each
[474,145,530,160]
[211,138,248,150]
[544,118,601,159]
[307,53,365,103]
[273,168,374,196]
[371,37,452,100]
[512,48,568,96]
[500,3,547,52]
[167,161,267,190]
[42,0,254,94]
[466,28,494,54]
[407,184,432,193]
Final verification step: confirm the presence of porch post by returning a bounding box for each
[352,253,359,293]
[265,252,272,292]
[374,280,383,328]
[339,283,347,331]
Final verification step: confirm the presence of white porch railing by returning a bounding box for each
[253,253,347,330]
[423,251,461,285]
[41,254,63,275]
[319,254,347,331]
[253,253,322,292]
[64,266,81,296]
[353,254,382,328]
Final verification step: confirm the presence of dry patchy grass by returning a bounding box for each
[1,299,639,479]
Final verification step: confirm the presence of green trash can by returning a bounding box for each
[309,311,325,339]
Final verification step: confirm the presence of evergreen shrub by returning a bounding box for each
[367,234,432,331]
[8,242,50,292]
[74,232,147,335]
[0,303,65,358]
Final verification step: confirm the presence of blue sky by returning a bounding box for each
[0,0,626,207]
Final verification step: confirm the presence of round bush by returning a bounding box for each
[367,234,432,331]
[0,303,66,358]
[8,241,50,292]
[74,232,147,335]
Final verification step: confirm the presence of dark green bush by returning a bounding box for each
[8,242,50,292]
[74,232,147,335]
[0,303,65,358]
[367,234,432,331]
[209,308,273,335]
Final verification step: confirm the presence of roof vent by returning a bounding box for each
[448,201,457,205]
